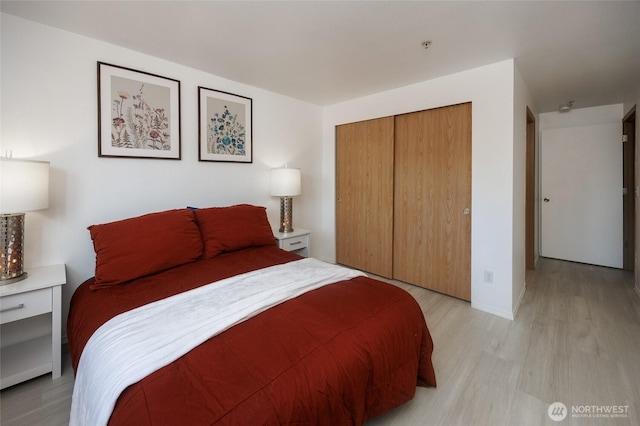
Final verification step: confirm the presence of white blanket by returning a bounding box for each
[69,258,364,426]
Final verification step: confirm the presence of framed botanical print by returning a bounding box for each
[98,62,181,159]
[198,87,252,163]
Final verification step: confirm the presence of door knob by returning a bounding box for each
[543,198,550,202]
[463,208,470,215]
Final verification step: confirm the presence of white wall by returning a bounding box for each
[540,104,623,130]
[513,63,538,316]
[322,59,519,319]
[1,13,323,340]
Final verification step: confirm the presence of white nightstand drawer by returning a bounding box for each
[281,236,308,251]
[273,228,310,257]
[0,288,51,324]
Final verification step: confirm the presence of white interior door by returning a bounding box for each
[541,123,623,268]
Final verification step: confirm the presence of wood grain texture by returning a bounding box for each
[622,108,635,271]
[393,102,472,300]
[368,257,640,425]
[2,258,639,425]
[526,107,536,270]
[336,117,394,277]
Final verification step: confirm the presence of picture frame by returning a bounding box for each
[98,62,181,159]
[198,86,252,163]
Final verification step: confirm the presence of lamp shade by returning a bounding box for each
[0,159,50,214]
[270,167,301,197]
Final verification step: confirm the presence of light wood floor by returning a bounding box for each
[1,257,639,425]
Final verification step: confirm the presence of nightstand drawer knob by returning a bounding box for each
[0,303,24,313]
[289,241,302,246]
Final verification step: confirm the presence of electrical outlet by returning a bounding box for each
[483,270,494,284]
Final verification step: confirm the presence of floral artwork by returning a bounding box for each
[208,102,246,156]
[111,78,170,151]
[98,62,181,159]
[199,87,252,163]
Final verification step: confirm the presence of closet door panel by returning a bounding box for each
[336,117,394,278]
[393,103,471,300]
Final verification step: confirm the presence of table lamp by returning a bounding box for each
[270,167,301,233]
[0,158,50,284]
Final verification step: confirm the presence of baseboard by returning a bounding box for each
[471,301,514,320]
[472,281,526,320]
[512,283,527,319]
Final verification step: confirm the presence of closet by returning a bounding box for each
[336,102,471,301]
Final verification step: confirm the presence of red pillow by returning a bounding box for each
[194,204,275,258]
[88,209,204,288]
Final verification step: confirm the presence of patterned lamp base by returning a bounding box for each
[1,213,28,284]
[279,197,294,233]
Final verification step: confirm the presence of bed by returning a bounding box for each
[67,205,436,425]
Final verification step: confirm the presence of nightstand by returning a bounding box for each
[274,228,310,257]
[0,264,66,389]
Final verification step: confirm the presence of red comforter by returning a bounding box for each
[68,246,436,425]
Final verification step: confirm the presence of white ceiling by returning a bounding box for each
[2,1,639,112]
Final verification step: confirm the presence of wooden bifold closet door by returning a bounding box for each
[394,103,471,301]
[336,116,394,278]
